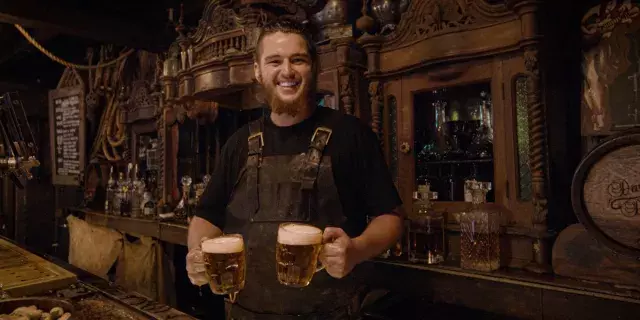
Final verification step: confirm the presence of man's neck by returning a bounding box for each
[270,103,314,127]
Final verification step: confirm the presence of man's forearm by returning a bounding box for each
[188,216,223,251]
[352,212,403,263]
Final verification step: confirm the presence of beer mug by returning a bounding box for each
[202,234,246,297]
[276,223,324,287]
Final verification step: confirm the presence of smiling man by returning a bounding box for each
[186,18,403,319]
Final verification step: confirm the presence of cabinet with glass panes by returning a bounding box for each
[359,0,551,272]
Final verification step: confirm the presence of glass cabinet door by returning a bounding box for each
[413,82,495,203]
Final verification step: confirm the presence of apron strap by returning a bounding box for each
[246,119,263,217]
[300,126,332,190]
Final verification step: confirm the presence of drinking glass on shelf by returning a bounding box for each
[201,234,246,303]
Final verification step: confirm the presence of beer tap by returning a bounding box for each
[0,92,39,188]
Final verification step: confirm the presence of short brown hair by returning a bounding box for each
[254,18,317,64]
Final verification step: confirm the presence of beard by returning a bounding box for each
[260,75,316,117]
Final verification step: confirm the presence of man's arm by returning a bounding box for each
[188,128,245,251]
[352,210,403,262]
[320,120,404,278]
[349,124,405,262]
[188,216,223,251]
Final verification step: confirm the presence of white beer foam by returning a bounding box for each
[202,236,244,254]
[278,224,322,246]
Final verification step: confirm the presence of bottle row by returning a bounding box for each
[371,180,501,273]
[103,162,212,223]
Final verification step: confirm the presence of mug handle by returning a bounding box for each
[316,258,325,273]
[315,242,326,273]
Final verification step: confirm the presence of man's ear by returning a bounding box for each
[253,62,261,83]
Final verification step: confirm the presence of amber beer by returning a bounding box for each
[276,223,324,287]
[202,234,246,295]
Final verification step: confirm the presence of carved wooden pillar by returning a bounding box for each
[334,38,356,115]
[509,0,552,274]
[338,68,354,115]
[359,34,384,139]
[368,81,383,139]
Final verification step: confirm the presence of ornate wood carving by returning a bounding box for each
[369,80,383,138]
[359,0,554,273]
[524,47,548,227]
[384,0,513,48]
[123,81,159,124]
[359,0,520,75]
[339,67,354,115]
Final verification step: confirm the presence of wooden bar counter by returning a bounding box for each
[64,207,640,319]
[0,235,195,320]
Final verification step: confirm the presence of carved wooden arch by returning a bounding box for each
[361,0,521,75]
[384,0,514,49]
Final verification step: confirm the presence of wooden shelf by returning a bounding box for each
[420,158,493,165]
[67,208,188,246]
[372,260,640,304]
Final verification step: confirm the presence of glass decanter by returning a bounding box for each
[459,181,500,272]
[409,184,444,264]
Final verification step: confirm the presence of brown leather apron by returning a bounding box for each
[223,119,365,319]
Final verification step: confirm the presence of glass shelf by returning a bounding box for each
[414,82,495,202]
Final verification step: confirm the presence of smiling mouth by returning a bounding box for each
[277,81,300,89]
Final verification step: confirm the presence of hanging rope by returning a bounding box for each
[14,24,135,70]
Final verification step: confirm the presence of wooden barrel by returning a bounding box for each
[571,128,640,258]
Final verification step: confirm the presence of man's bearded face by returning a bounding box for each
[254,32,316,117]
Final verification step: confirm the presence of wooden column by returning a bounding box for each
[508,0,552,274]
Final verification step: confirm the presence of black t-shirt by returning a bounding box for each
[195,107,402,236]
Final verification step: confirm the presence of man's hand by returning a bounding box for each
[186,237,210,286]
[319,227,363,279]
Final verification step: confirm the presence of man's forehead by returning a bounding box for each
[259,32,309,56]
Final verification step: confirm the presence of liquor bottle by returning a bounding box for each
[194,174,211,206]
[119,164,133,217]
[459,181,500,272]
[113,172,124,215]
[181,175,193,218]
[105,166,116,214]
[463,163,479,203]
[142,191,156,217]
[146,169,158,200]
[409,184,444,264]
[131,164,145,218]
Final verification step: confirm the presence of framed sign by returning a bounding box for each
[49,85,86,186]
[582,1,640,135]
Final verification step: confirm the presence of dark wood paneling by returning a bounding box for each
[542,290,640,320]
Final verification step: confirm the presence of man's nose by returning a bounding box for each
[281,60,294,77]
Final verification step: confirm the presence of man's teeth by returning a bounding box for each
[278,81,299,87]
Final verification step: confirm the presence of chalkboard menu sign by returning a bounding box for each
[49,86,85,186]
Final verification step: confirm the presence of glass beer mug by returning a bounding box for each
[201,234,246,302]
[276,223,325,287]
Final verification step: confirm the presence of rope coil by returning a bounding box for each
[14,24,135,70]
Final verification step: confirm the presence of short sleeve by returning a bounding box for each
[194,128,247,229]
[354,127,403,218]
[330,117,403,221]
